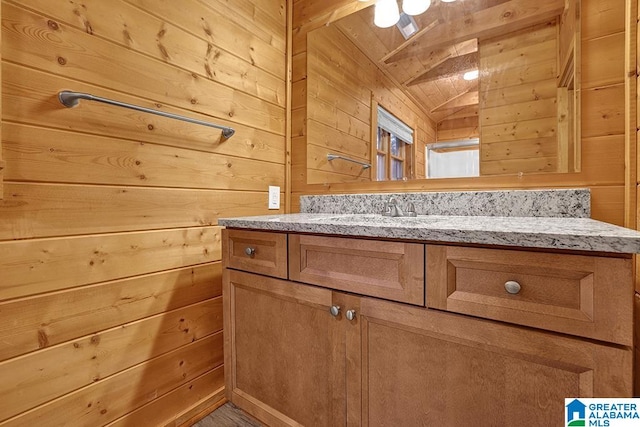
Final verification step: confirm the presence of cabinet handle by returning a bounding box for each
[504,280,521,295]
[329,305,341,317]
[244,247,256,257]
[345,309,356,321]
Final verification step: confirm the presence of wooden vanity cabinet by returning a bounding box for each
[223,229,633,426]
[357,297,631,426]
[224,269,345,426]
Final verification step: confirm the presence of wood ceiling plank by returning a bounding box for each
[384,0,564,64]
[400,39,478,84]
[380,18,442,63]
[292,0,375,45]
[440,105,480,122]
[431,91,480,113]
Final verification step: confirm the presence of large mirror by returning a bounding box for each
[302,0,580,184]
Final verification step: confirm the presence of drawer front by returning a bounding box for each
[289,234,424,306]
[223,229,288,279]
[427,245,633,345]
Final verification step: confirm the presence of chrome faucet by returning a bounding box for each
[382,198,417,217]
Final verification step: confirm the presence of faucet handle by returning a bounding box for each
[405,202,417,217]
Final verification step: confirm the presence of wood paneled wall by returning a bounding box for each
[0,0,285,425]
[436,113,479,143]
[480,21,559,175]
[292,0,633,229]
[306,26,372,183]
[303,24,434,184]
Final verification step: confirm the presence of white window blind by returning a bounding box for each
[377,106,413,144]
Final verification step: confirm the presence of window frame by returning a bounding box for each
[371,102,415,182]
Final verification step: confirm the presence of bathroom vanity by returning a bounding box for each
[219,190,640,426]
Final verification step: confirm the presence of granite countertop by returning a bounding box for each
[219,190,640,254]
[218,213,640,254]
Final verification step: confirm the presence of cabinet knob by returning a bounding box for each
[329,305,341,317]
[345,309,356,321]
[244,247,256,257]
[504,280,521,295]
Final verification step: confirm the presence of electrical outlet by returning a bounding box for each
[268,186,280,209]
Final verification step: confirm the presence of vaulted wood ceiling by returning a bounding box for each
[331,0,565,124]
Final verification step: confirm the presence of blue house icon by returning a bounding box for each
[567,399,586,422]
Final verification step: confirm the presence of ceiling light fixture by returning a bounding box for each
[374,0,400,28]
[441,0,456,2]
[402,0,431,15]
[463,70,479,80]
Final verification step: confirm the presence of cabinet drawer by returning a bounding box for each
[223,229,287,279]
[427,245,633,345]
[289,234,424,306]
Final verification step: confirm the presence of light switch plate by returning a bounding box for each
[268,186,280,209]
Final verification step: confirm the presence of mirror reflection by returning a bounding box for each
[305,0,580,183]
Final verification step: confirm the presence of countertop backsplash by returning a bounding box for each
[300,189,590,218]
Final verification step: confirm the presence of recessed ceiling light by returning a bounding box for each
[441,0,457,3]
[463,70,479,80]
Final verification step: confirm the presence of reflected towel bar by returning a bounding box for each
[58,90,235,139]
[327,154,371,169]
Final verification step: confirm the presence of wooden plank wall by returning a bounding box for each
[436,113,479,143]
[0,0,286,425]
[304,24,434,184]
[292,0,630,229]
[306,25,372,183]
[479,21,559,176]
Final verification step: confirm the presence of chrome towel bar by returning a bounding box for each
[58,91,235,139]
[327,153,371,169]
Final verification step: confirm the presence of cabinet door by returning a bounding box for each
[355,298,632,426]
[224,269,346,427]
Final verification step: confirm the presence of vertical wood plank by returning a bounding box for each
[626,0,638,229]
[286,0,293,212]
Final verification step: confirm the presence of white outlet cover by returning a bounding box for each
[268,186,280,209]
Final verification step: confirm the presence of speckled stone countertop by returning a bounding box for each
[219,190,640,253]
[218,213,640,253]
[300,189,591,217]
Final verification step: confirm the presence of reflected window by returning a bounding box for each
[426,139,479,179]
[376,106,414,181]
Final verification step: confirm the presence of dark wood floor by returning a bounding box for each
[192,403,264,427]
